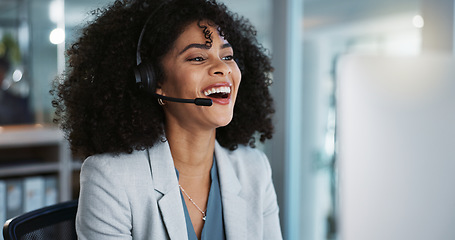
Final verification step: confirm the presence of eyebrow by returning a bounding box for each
[178,43,232,55]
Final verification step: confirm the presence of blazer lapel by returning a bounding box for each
[215,142,247,240]
[148,141,188,240]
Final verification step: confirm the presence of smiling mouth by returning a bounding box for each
[204,86,231,99]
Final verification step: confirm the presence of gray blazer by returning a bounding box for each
[76,140,282,240]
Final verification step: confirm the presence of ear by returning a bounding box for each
[155,85,165,96]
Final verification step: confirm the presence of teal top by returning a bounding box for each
[176,157,226,240]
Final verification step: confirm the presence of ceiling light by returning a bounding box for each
[413,15,424,28]
[49,28,65,45]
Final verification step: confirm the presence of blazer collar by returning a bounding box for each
[214,142,247,240]
[147,140,247,240]
[148,140,188,240]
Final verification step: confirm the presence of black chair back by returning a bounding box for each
[3,200,78,240]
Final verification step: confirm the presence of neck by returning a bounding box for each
[164,120,216,177]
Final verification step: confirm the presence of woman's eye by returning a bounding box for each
[188,57,205,62]
[222,55,234,61]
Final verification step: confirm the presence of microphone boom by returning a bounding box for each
[152,93,213,106]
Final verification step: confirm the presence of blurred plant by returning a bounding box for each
[0,33,21,65]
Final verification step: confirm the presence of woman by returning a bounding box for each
[53,0,281,239]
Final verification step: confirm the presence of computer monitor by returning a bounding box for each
[337,54,455,240]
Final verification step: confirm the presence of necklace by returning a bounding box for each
[179,185,207,221]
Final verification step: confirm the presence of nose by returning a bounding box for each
[210,59,232,77]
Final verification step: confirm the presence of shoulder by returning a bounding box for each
[223,144,271,170]
[80,150,150,183]
[83,149,148,166]
[77,151,151,239]
[216,143,272,186]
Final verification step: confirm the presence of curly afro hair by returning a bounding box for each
[52,0,275,158]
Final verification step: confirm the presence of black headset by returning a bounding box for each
[133,2,166,93]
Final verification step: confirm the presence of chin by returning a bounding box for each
[214,114,233,128]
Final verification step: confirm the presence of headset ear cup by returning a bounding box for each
[135,62,157,93]
[144,62,157,92]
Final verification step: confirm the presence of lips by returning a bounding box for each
[202,83,232,105]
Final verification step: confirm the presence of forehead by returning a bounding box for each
[174,21,228,47]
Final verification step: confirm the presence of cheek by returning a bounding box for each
[163,68,200,94]
[176,72,203,95]
[234,62,242,80]
[234,69,242,90]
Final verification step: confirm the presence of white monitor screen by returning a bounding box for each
[337,55,455,240]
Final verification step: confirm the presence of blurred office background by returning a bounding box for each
[1,0,455,239]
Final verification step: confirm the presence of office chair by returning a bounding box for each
[3,199,78,240]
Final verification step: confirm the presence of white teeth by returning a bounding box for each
[204,86,231,96]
